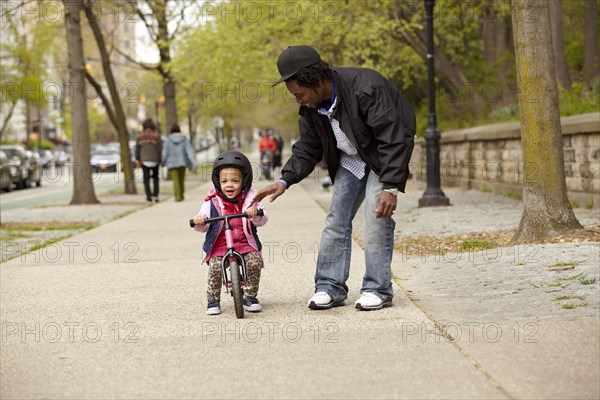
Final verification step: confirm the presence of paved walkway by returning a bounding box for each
[303,175,600,400]
[1,170,599,399]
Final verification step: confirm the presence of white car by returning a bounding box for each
[90,148,120,172]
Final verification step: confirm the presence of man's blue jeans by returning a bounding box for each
[315,166,395,302]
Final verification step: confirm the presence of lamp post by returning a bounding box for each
[418,0,450,207]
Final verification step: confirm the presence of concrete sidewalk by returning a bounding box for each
[1,174,599,399]
[303,176,600,400]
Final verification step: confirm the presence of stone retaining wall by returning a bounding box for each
[411,112,600,208]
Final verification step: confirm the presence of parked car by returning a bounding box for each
[53,150,70,168]
[0,145,29,189]
[0,150,13,192]
[39,149,56,169]
[25,150,42,187]
[90,147,120,172]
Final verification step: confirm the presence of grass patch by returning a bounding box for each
[506,191,523,201]
[579,276,597,285]
[28,235,72,253]
[459,240,496,251]
[569,199,580,209]
[0,232,33,240]
[551,262,577,268]
[558,273,586,281]
[561,303,588,310]
[115,209,139,219]
[0,222,96,231]
[547,282,569,288]
[408,238,429,245]
[553,295,586,301]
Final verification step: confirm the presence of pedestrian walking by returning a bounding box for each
[273,132,284,169]
[135,118,162,202]
[192,151,268,315]
[253,45,416,311]
[162,124,195,202]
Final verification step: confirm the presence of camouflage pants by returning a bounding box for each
[207,251,262,302]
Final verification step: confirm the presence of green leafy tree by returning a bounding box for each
[0,2,55,141]
[174,0,595,139]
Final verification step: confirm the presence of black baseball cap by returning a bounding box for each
[272,45,321,86]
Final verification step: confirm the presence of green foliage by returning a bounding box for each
[562,0,586,72]
[558,82,600,116]
[39,139,55,150]
[489,104,520,123]
[0,2,58,106]
[169,0,594,138]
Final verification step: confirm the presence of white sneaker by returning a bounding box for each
[355,292,392,311]
[206,300,221,315]
[308,291,344,310]
[243,296,262,312]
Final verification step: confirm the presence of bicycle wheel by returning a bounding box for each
[230,261,244,319]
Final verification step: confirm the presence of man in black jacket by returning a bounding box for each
[254,45,416,311]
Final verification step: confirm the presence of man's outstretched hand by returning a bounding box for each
[253,181,287,204]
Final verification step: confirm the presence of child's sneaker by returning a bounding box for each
[243,296,262,312]
[206,300,221,315]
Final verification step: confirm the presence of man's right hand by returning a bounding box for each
[253,181,287,203]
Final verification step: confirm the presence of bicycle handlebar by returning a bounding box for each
[189,209,264,228]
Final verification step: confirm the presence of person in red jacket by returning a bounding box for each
[192,151,268,316]
[258,130,277,154]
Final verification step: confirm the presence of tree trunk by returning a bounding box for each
[483,1,510,65]
[163,78,178,131]
[63,0,99,205]
[583,0,599,86]
[483,0,499,67]
[83,0,136,194]
[154,0,178,131]
[483,5,515,107]
[511,0,583,243]
[187,106,196,147]
[0,101,17,142]
[548,0,572,89]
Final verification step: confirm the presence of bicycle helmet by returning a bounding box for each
[212,151,253,196]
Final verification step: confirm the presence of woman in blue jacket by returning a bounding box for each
[162,124,195,201]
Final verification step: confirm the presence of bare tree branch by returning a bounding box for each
[84,70,119,131]
[130,0,158,42]
[0,0,32,20]
[169,18,186,40]
[113,46,159,71]
[169,0,189,40]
